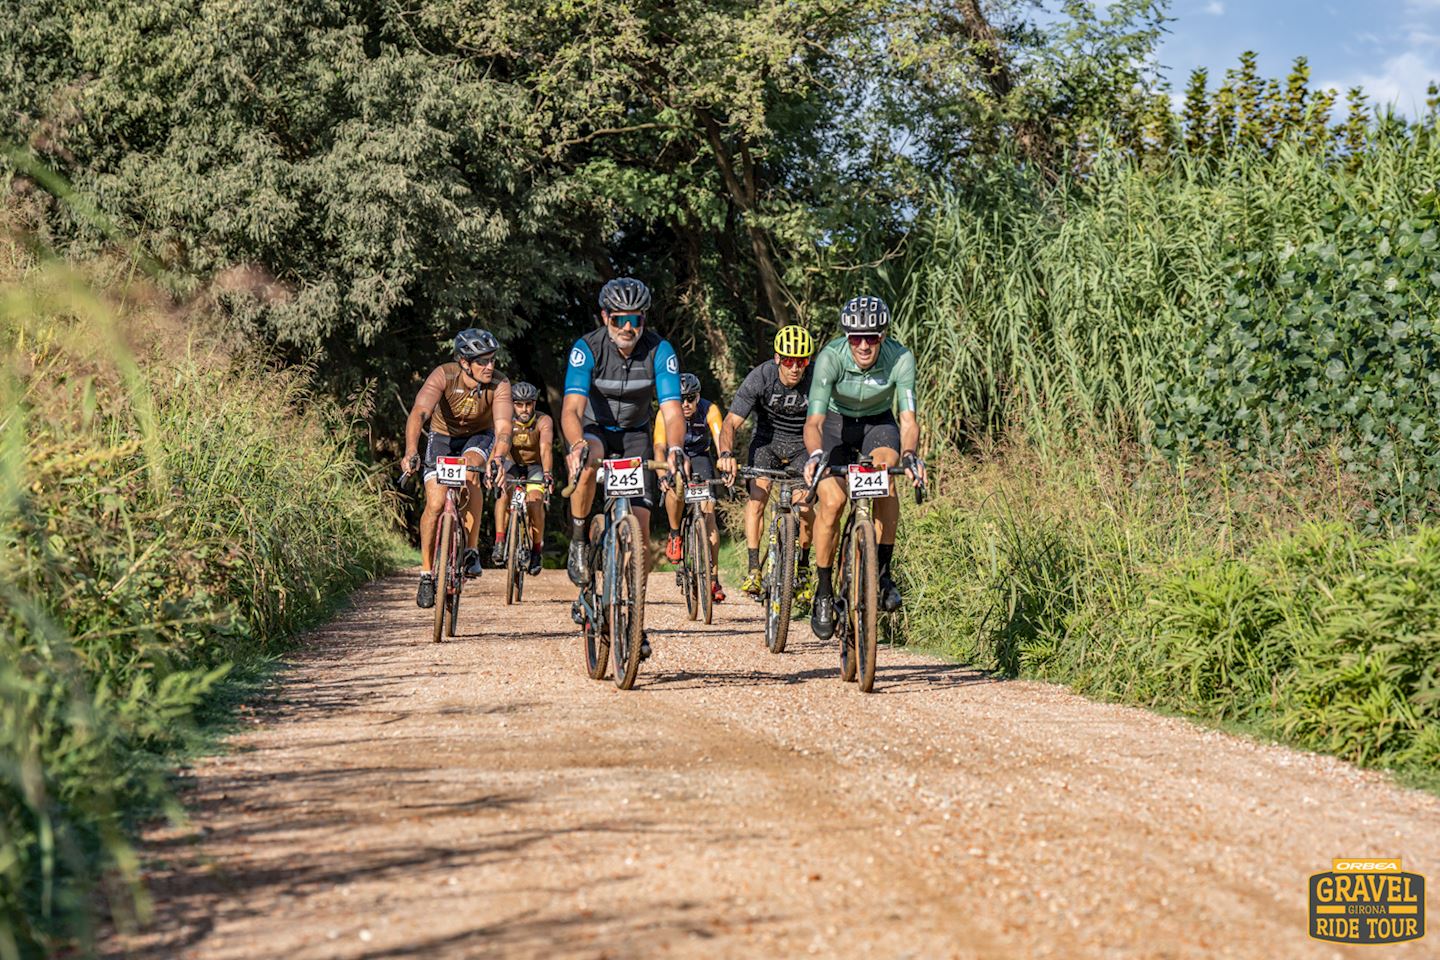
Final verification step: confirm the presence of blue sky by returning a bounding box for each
[1151,0,1440,114]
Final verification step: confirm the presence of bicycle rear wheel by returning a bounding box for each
[693,511,714,625]
[852,520,879,691]
[765,513,796,654]
[432,512,454,644]
[681,515,700,621]
[610,513,646,690]
[505,505,524,605]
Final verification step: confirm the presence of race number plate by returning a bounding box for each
[847,464,889,499]
[604,458,645,498]
[435,456,467,488]
[684,482,713,503]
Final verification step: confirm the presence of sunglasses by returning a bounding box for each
[609,313,644,328]
[681,393,700,404]
[778,356,810,369]
[464,354,497,367]
[848,334,882,346]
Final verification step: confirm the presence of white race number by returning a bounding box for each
[846,464,889,499]
[684,482,713,503]
[604,458,645,498]
[435,456,468,488]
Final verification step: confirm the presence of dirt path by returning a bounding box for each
[107,567,1440,959]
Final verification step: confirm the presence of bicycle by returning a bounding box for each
[499,473,549,605]
[406,454,485,644]
[563,449,666,690]
[737,465,810,654]
[808,456,925,692]
[665,473,730,625]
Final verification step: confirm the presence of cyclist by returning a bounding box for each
[801,297,926,640]
[717,325,817,603]
[655,372,725,603]
[491,380,553,576]
[403,328,515,609]
[562,278,686,657]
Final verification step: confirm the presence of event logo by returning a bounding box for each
[1310,858,1425,944]
[666,354,679,375]
[569,347,586,367]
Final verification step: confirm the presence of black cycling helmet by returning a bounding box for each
[454,327,500,359]
[598,277,652,314]
[679,372,701,399]
[839,296,890,335]
[511,380,539,402]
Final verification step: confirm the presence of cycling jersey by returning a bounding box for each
[652,398,722,458]
[564,327,681,430]
[416,363,513,437]
[806,336,916,419]
[511,412,551,467]
[729,360,812,445]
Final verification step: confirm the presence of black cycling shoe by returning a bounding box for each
[810,594,836,640]
[878,575,903,613]
[463,548,484,578]
[639,633,652,660]
[527,547,543,576]
[491,539,507,566]
[416,574,436,609]
[567,538,590,587]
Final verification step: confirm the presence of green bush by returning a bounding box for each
[0,252,404,957]
[898,447,1440,786]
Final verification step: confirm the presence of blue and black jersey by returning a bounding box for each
[564,327,681,431]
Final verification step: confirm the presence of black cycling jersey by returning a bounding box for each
[728,360,812,445]
[564,327,681,431]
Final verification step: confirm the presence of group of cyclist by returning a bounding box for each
[402,276,925,646]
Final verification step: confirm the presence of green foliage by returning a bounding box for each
[0,246,403,957]
[897,446,1440,785]
[1151,190,1440,524]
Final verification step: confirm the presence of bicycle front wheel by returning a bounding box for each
[505,505,524,605]
[610,512,647,690]
[694,511,714,625]
[433,512,454,644]
[681,515,700,621]
[765,513,796,654]
[852,520,879,692]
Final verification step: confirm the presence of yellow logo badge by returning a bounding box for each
[1310,858,1425,944]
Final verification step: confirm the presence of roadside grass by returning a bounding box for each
[0,247,405,957]
[897,441,1440,790]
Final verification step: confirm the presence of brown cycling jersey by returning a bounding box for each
[415,363,512,437]
[510,412,552,467]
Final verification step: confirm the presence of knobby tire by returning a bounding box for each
[682,514,700,621]
[505,502,524,605]
[838,524,858,683]
[853,520,879,692]
[765,513,796,654]
[611,513,646,690]
[433,511,454,644]
[694,511,714,625]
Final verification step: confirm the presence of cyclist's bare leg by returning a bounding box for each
[702,500,719,567]
[798,500,816,548]
[419,480,447,573]
[811,476,848,567]
[663,484,684,531]
[568,436,605,522]
[525,490,545,547]
[462,448,486,550]
[744,477,771,551]
[868,446,902,545]
[493,482,511,544]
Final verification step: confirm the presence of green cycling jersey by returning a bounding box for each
[806,335,917,418]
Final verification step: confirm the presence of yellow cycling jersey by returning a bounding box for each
[653,398,723,457]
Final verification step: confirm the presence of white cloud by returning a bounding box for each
[1321,50,1440,114]
[1203,1,1225,14]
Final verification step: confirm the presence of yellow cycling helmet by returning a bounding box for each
[773,324,815,358]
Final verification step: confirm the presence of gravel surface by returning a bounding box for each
[105,567,1440,959]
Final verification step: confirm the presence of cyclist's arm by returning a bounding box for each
[405,367,446,464]
[539,415,555,475]
[705,402,723,451]
[489,378,514,463]
[561,340,596,451]
[804,349,839,455]
[652,338,686,461]
[659,399,686,454]
[652,414,667,463]
[717,412,746,456]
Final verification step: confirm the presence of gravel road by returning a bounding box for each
[105,567,1440,959]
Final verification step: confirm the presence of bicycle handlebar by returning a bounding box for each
[559,451,671,498]
[805,460,928,506]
